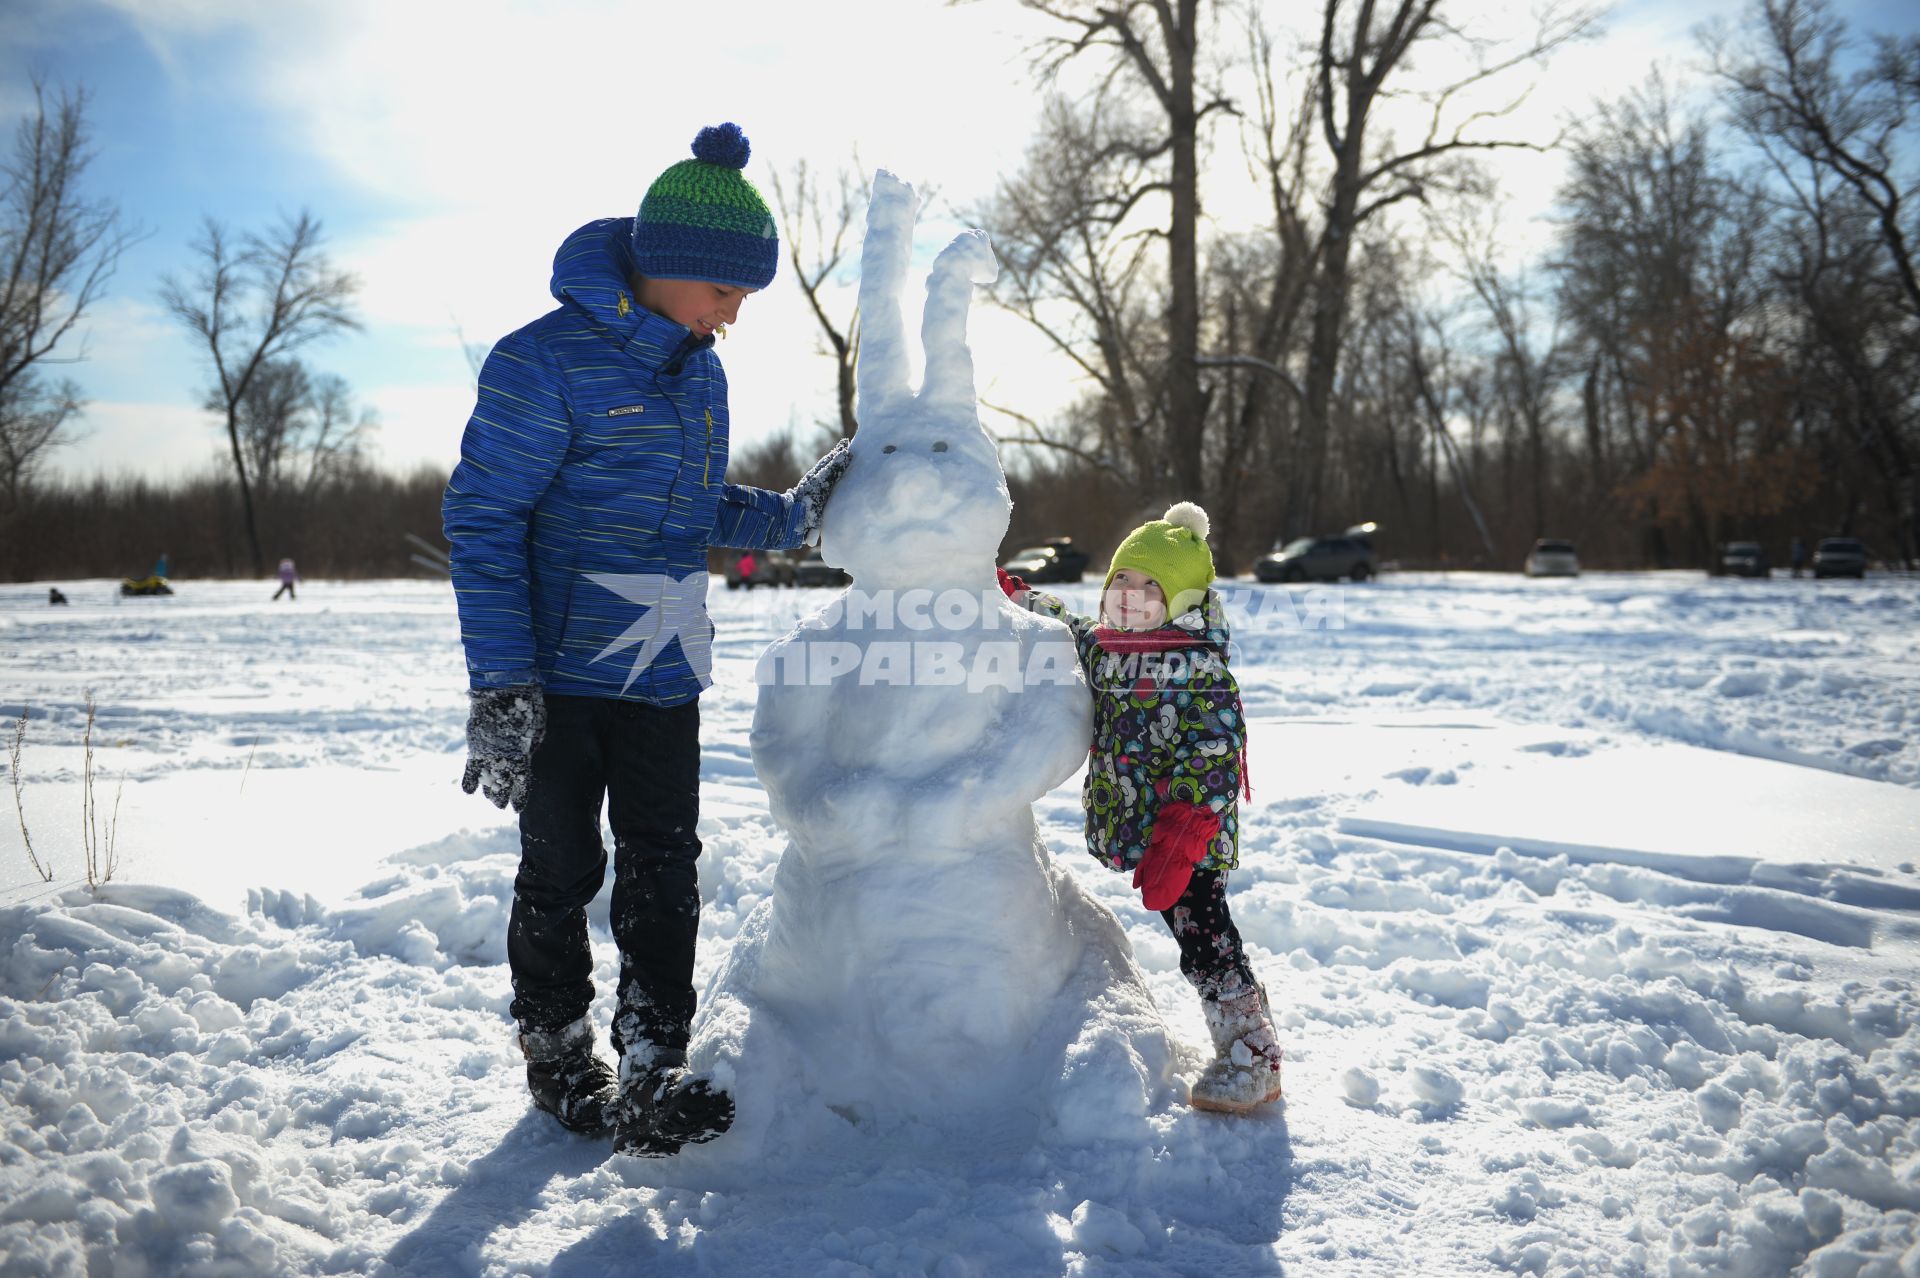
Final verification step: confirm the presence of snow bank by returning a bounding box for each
[3,574,1917,1274]
[0,839,526,1274]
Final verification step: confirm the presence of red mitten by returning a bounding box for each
[996,567,1028,598]
[1133,802,1221,911]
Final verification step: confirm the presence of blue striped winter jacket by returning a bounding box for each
[443,217,805,704]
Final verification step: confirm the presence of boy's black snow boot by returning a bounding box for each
[613,1048,734,1157]
[519,1017,617,1136]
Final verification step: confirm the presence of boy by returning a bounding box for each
[444,123,849,1156]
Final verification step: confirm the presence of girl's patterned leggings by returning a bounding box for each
[1158,867,1258,1000]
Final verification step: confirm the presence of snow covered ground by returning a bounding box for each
[3,571,1918,1276]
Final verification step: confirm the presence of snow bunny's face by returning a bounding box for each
[819,413,1009,590]
[818,172,1009,592]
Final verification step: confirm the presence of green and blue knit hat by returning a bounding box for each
[1105,502,1216,618]
[632,123,780,290]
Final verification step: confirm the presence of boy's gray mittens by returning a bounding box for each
[788,439,853,544]
[461,686,546,811]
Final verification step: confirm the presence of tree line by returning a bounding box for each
[6,0,1916,580]
[1,464,448,584]
[977,0,1920,570]
[2,76,374,582]
[770,0,1916,571]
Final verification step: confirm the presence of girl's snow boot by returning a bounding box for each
[1190,980,1284,1113]
[519,1016,617,1135]
[613,1047,734,1157]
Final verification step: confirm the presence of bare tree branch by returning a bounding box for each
[0,77,143,510]
[161,209,360,574]
[772,156,865,439]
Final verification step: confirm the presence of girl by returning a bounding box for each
[1001,502,1283,1113]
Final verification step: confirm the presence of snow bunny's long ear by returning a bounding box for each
[855,171,917,420]
[919,230,997,410]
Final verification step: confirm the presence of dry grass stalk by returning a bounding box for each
[82,691,118,889]
[10,706,52,882]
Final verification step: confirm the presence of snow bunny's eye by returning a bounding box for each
[882,444,897,454]
[931,441,948,452]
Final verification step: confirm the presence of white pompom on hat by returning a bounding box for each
[1162,501,1210,541]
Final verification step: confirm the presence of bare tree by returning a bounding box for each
[1009,0,1238,503]
[0,78,141,510]
[1283,0,1597,538]
[1767,142,1920,563]
[161,211,359,575]
[1201,13,1319,556]
[1555,76,1783,563]
[229,358,376,499]
[303,372,376,495]
[452,318,490,389]
[771,158,865,441]
[232,357,309,494]
[0,375,79,511]
[1710,0,1920,561]
[1712,0,1920,319]
[985,97,1168,491]
[1400,299,1497,563]
[1439,211,1565,540]
[1316,239,1429,554]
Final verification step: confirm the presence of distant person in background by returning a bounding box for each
[1790,537,1806,578]
[273,558,299,601]
[737,550,757,590]
[152,552,170,579]
[48,588,68,606]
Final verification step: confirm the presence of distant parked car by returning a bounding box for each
[791,547,851,588]
[725,549,796,589]
[1000,538,1090,584]
[1524,539,1580,577]
[1812,537,1868,579]
[1718,541,1770,578]
[1254,535,1376,583]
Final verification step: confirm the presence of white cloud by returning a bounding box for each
[28,0,1849,485]
[60,294,205,390]
[358,380,479,475]
[102,0,1056,216]
[49,399,221,481]
[102,0,1086,469]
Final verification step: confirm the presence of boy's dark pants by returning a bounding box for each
[508,693,703,1060]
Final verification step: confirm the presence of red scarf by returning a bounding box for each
[1090,626,1211,653]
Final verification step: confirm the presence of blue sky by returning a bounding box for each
[4,0,1063,482]
[5,0,1915,484]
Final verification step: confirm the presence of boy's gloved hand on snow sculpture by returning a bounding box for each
[789,439,853,544]
[461,686,546,811]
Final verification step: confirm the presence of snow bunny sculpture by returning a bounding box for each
[684,172,1180,1157]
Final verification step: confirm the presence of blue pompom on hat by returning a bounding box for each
[632,123,780,290]
[690,122,751,167]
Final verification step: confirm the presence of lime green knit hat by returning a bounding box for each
[1105,502,1215,618]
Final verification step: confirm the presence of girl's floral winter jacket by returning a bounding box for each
[1019,587,1246,874]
